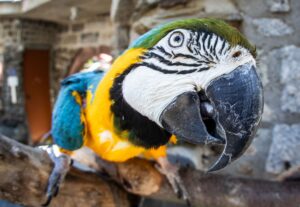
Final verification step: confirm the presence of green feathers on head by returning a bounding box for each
[130,18,256,57]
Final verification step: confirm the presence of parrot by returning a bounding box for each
[44,18,263,205]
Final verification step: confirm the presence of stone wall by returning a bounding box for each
[0,16,114,142]
[0,18,59,143]
[0,19,21,53]
[224,0,299,180]
[1,46,28,144]
[55,16,113,50]
[0,18,59,52]
[122,0,300,181]
[52,16,113,96]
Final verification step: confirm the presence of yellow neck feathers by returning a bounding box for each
[84,48,166,162]
[87,48,145,130]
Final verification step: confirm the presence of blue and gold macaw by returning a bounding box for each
[46,18,263,205]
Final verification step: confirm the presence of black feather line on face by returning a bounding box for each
[110,64,171,149]
[142,51,203,67]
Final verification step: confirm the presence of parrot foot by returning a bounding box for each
[40,145,72,206]
[156,157,191,206]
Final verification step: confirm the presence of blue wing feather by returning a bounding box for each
[52,71,104,150]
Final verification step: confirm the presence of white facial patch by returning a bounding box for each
[122,29,256,126]
[122,66,196,126]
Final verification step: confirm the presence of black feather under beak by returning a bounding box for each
[160,62,263,172]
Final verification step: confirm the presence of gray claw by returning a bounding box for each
[40,145,71,206]
[156,158,191,206]
[173,175,191,206]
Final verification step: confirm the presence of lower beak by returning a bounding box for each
[160,62,263,172]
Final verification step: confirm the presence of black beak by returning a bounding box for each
[160,62,263,172]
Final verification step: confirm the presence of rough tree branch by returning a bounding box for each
[0,134,300,207]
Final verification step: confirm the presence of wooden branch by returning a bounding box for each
[0,134,132,207]
[1,134,300,207]
[152,169,300,207]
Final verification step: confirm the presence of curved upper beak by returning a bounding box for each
[160,62,263,172]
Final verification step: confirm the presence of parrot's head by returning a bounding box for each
[110,18,263,171]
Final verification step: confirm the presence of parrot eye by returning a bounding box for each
[168,31,184,48]
[232,51,242,58]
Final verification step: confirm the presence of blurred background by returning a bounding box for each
[0,0,299,206]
